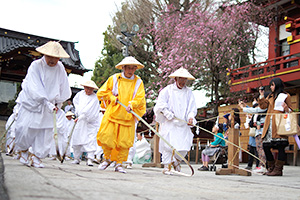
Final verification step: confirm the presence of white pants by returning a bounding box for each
[15,127,53,158]
[49,135,67,156]
[161,149,187,165]
[94,145,103,159]
[126,143,136,163]
[73,145,95,160]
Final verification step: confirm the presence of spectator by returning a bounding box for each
[239,89,268,173]
[198,123,226,171]
[64,100,75,113]
[132,133,152,164]
[257,78,293,176]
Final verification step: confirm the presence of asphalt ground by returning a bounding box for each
[1,153,300,200]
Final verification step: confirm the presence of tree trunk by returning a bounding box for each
[213,72,219,116]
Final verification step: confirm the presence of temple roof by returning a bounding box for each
[0,27,90,80]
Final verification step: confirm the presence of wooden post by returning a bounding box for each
[195,138,199,164]
[294,93,299,166]
[216,110,251,176]
[228,126,239,171]
[142,122,162,168]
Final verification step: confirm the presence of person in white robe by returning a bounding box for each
[14,41,71,168]
[154,67,197,175]
[71,80,100,166]
[132,133,152,164]
[65,111,75,159]
[64,100,75,113]
[5,104,20,156]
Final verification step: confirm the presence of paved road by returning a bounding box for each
[1,153,300,200]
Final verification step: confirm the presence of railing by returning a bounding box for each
[230,53,300,85]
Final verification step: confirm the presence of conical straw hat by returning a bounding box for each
[65,111,74,117]
[36,41,70,58]
[80,80,99,90]
[115,56,144,69]
[168,67,195,80]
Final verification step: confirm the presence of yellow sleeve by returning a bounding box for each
[97,76,117,105]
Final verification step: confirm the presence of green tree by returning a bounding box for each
[92,30,124,87]
[98,0,210,100]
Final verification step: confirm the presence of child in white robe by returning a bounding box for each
[132,133,152,164]
[72,80,100,166]
[65,111,75,159]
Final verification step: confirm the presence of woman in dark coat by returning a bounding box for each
[258,78,293,176]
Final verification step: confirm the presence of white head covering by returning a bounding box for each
[36,41,70,58]
[81,80,99,90]
[168,67,195,80]
[115,56,144,69]
[65,111,74,117]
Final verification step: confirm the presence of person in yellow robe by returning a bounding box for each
[97,56,146,173]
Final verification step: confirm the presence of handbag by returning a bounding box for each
[248,127,256,137]
[275,113,300,136]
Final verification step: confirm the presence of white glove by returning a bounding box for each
[78,114,86,121]
[163,109,174,120]
[45,101,55,112]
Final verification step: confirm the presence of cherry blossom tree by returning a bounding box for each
[148,1,272,113]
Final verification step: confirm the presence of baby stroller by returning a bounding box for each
[208,146,228,171]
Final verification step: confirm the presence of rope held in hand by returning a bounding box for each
[117,100,194,176]
[173,116,267,171]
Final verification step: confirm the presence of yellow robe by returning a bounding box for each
[97,73,146,153]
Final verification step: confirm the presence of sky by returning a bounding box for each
[0,0,215,108]
[1,0,124,86]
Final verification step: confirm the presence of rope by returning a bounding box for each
[117,100,194,176]
[61,121,77,163]
[0,118,15,149]
[53,111,62,161]
[136,124,156,135]
[169,149,176,171]
[229,137,240,166]
[136,116,218,135]
[173,116,267,168]
[236,111,300,116]
[196,116,219,123]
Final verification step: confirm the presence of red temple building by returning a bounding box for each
[226,0,300,165]
[230,0,300,94]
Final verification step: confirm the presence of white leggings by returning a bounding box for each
[73,145,95,160]
[161,149,188,165]
[15,128,52,158]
